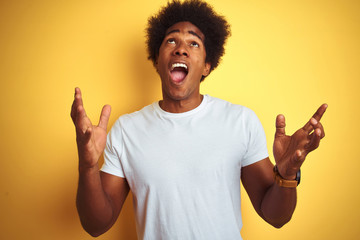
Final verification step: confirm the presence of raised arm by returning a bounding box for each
[71,87,129,237]
[241,104,327,228]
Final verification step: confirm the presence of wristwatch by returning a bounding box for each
[273,165,301,188]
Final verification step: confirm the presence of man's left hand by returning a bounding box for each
[273,104,328,180]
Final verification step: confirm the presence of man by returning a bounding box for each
[71,0,327,239]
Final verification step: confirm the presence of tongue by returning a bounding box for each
[171,69,187,83]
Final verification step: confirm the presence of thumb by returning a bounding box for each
[275,114,286,138]
[98,105,111,130]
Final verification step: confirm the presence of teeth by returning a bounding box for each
[171,63,188,70]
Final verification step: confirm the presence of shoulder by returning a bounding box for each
[113,103,157,126]
[205,95,258,120]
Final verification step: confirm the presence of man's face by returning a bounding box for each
[155,21,211,103]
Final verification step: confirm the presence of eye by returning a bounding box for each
[190,42,199,48]
[167,39,176,44]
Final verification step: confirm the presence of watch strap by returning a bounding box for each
[273,165,300,188]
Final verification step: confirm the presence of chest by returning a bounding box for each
[120,117,247,192]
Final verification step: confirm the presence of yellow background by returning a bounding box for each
[0,0,359,239]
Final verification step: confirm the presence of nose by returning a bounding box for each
[173,42,189,57]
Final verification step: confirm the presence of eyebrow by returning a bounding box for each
[165,29,203,41]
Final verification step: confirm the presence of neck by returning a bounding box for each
[159,95,204,113]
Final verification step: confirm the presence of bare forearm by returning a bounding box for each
[261,183,297,228]
[76,165,114,237]
[71,88,123,236]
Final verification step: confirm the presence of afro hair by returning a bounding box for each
[146,0,231,80]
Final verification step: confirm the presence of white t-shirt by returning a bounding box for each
[102,95,269,240]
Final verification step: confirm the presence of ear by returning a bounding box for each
[202,62,211,77]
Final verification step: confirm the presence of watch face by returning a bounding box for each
[296,169,301,185]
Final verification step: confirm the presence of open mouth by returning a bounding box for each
[170,63,188,83]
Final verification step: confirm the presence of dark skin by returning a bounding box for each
[155,22,211,113]
[71,21,327,236]
[71,89,130,237]
[242,104,327,227]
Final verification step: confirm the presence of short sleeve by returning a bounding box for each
[241,109,269,167]
[101,119,126,178]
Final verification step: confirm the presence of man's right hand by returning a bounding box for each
[70,87,111,170]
